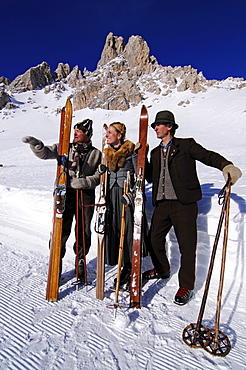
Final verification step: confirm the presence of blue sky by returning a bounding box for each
[1,0,246,81]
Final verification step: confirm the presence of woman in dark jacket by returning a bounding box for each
[104,122,137,287]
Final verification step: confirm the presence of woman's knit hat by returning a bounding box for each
[74,119,93,139]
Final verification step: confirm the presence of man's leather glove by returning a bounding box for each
[222,164,242,185]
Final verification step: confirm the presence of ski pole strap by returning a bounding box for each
[218,175,231,205]
[82,202,106,208]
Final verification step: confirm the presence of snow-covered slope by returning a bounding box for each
[0,81,245,369]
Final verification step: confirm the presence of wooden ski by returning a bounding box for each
[95,124,108,300]
[46,98,72,301]
[130,105,148,308]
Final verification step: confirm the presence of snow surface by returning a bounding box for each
[0,80,245,369]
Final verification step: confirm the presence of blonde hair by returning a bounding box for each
[109,122,126,142]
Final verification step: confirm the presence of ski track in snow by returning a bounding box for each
[0,218,245,370]
[0,85,246,369]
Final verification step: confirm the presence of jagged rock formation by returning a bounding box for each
[54,63,71,81]
[0,87,10,109]
[72,54,144,111]
[97,33,125,67]
[72,33,159,110]
[0,77,11,108]
[0,77,11,86]
[9,62,53,93]
[97,32,158,72]
[3,32,246,111]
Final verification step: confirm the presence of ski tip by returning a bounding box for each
[65,97,72,108]
[141,105,148,118]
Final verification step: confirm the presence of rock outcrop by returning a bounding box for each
[54,63,71,81]
[97,32,158,73]
[97,33,125,67]
[70,33,212,110]
[4,32,245,111]
[73,33,159,110]
[9,62,53,93]
[0,87,10,108]
[0,77,11,86]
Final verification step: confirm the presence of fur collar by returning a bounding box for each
[104,140,135,171]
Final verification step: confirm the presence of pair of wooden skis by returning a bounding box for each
[46,98,87,302]
[95,106,148,310]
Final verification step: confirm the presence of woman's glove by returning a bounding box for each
[121,190,135,207]
[22,136,43,148]
[222,164,242,185]
[97,164,108,175]
[134,142,149,154]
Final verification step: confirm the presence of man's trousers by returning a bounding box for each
[149,199,198,290]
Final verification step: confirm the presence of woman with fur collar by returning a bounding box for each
[104,122,137,288]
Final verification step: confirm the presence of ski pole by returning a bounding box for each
[80,189,88,289]
[112,171,130,315]
[204,178,232,356]
[75,189,80,289]
[183,177,232,356]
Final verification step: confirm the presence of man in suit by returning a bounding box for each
[144,110,242,305]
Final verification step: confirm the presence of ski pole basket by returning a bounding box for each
[183,177,232,356]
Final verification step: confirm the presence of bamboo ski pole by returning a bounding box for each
[80,189,88,288]
[204,179,232,356]
[75,189,80,289]
[113,171,130,313]
[183,177,232,356]
[183,180,229,347]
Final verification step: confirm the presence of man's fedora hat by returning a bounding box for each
[151,110,179,130]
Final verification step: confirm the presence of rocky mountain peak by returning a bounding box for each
[97,32,157,72]
[123,35,158,70]
[9,62,53,93]
[2,32,245,111]
[97,32,125,67]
